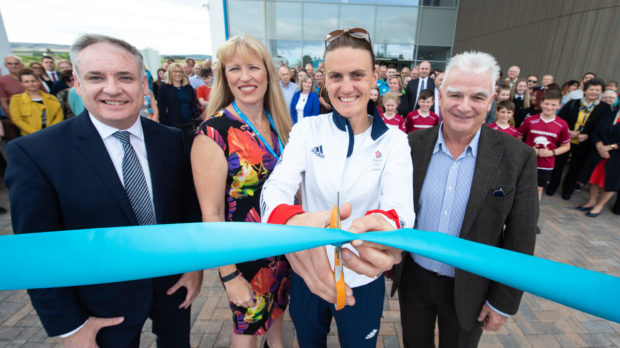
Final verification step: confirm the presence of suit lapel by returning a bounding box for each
[142,118,163,223]
[71,112,138,225]
[460,126,503,240]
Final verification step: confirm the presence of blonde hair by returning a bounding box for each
[382,91,401,105]
[165,63,189,86]
[207,34,291,144]
[510,78,531,108]
[297,74,314,92]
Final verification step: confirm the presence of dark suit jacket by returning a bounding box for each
[558,99,611,146]
[405,77,435,113]
[157,82,201,127]
[392,125,538,330]
[5,111,200,337]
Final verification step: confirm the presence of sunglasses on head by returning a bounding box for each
[324,27,371,49]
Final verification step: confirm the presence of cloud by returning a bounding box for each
[2,0,212,55]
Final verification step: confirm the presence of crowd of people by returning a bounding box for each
[0,27,618,348]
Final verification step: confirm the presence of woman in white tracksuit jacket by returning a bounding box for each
[260,28,414,348]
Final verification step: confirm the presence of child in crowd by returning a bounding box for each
[485,84,512,124]
[518,90,571,201]
[381,92,406,132]
[197,68,213,119]
[370,86,383,117]
[405,89,439,132]
[489,100,519,137]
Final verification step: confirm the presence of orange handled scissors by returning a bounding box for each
[330,192,346,310]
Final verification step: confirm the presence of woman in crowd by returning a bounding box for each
[290,74,320,124]
[387,75,410,117]
[601,89,618,112]
[510,78,533,127]
[370,86,383,117]
[9,69,63,136]
[191,34,292,348]
[152,68,165,100]
[158,62,201,144]
[548,78,610,199]
[28,62,52,93]
[561,80,580,105]
[575,107,620,217]
[314,70,324,94]
[55,70,76,119]
[260,27,413,348]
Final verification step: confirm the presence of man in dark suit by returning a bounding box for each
[393,52,538,347]
[5,34,201,348]
[405,60,435,113]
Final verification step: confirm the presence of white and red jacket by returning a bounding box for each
[260,104,415,288]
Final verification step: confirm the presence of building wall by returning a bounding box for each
[453,0,620,85]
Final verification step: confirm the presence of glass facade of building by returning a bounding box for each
[226,0,458,70]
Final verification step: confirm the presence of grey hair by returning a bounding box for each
[4,55,23,64]
[70,34,145,80]
[443,51,500,91]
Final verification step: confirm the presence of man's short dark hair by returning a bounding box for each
[584,78,605,91]
[41,55,54,62]
[18,68,36,81]
[497,100,515,112]
[60,69,73,83]
[542,89,562,101]
[387,63,397,70]
[583,72,596,79]
[198,68,212,78]
[419,89,434,100]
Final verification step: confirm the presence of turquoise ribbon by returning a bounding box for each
[0,222,618,323]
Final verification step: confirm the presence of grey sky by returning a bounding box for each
[2,0,213,55]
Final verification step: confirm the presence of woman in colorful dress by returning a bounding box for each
[191,34,292,348]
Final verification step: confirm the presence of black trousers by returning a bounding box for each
[547,142,590,197]
[398,255,482,348]
[96,275,191,348]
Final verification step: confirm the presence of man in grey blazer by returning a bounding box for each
[393,51,538,347]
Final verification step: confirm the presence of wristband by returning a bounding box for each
[552,150,556,157]
[220,270,240,283]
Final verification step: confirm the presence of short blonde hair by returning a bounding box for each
[165,63,189,86]
[297,74,314,92]
[207,34,291,144]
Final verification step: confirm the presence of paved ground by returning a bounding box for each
[0,188,618,347]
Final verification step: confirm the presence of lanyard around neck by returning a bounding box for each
[232,101,284,160]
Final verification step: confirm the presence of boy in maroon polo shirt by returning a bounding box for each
[405,89,439,132]
[518,90,571,200]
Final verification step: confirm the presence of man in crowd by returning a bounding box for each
[406,60,434,112]
[527,74,539,91]
[377,63,389,94]
[6,34,201,348]
[432,71,444,120]
[505,65,520,87]
[394,51,537,347]
[41,55,59,82]
[189,63,204,89]
[305,62,314,76]
[410,66,419,80]
[541,74,554,88]
[279,65,297,111]
[0,56,25,140]
[387,64,399,79]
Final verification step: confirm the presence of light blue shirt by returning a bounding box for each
[280,81,298,111]
[413,125,480,277]
[189,74,204,89]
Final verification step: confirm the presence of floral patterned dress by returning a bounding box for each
[198,108,290,335]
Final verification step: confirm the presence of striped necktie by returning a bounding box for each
[113,131,156,225]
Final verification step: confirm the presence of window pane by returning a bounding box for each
[228,1,264,39]
[421,0,457,7]
[339,4,375,34]
[303,3,339,41]
[376,43,414,60]
[416,46,450,61]
[302,41,324,65]
[269,40,302,66]
[377,0,419,5]
[266,2,301,40]
[375,6,418,44]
